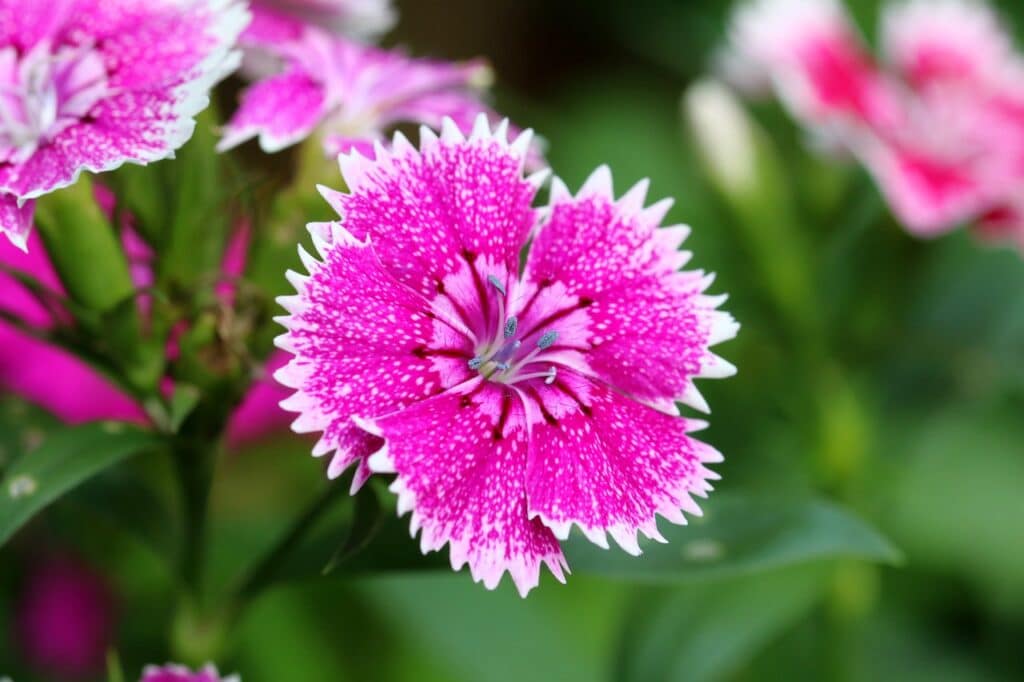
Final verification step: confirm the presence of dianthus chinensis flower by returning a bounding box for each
[723,0,1024,249]
[0,0,249,251]
[219,11,524,161]
[274,115,739,596]
[140,664,239,682]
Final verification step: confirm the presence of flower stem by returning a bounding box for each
[175,437,216,594]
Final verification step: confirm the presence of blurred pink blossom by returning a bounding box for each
[723,0,1024,248]
[14,554,115,680]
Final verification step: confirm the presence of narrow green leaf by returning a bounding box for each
[566,494,901,583]
[0,421,162,546]
[323,483,384,575]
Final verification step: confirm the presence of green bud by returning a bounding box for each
[34,176,134,313]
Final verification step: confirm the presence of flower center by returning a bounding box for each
[0,41,109,165]
[467,274,561,386]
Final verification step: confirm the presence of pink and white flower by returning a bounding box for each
[0,0,249,250]
[219,25,507,160]
[140,664,239,682]
[723,0,1024,247]
[274,116,738,596]
[725,0,897,132]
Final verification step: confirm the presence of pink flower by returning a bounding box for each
[14,554,115,679]
[248,0,395,40]
[274,116,738,596]
[723,0,1024,247]
[725,0,898,132]
[0,221,291,446]
[140,664,239,682]
[0,0,249,251]
[219,20,528,163]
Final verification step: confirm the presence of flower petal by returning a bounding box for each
[727,0,896,130]
[274,223,447,486]
[326,116,540,298]
[218,67,328,152]
[361,381,568,597]
[523,168,737,411]
[0,194,33,251]
[882,0,1014,89]
[523,370,721,554]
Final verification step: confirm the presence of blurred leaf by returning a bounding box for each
[615,561,832,682]
[168,384,203,433]
[566,494,900,583]
[0,399,58,477]
[0,421,161,546]
[354,574,617,682]
[881,404,1024,613]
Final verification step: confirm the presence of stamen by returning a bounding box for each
[537,331,559,350]
[504,316,518,338]
[468,357,483,370]
[486,274,506,296]
[513,366,559,384]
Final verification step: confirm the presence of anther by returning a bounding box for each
[537,331,559,350]
[504,316,518,338]
[468,357,483,370]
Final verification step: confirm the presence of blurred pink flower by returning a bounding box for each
[0,0,248,251]
[14,554,115,680]
[140,664,239,682]
[273,116,737,595]
[0,214,291,447]
[219,23,512,159]
[248,0,395,40]
[723,0,1024,247]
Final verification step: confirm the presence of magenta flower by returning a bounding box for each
[0,0,249,251]
[140,664,239,682]
[14,554,115,679]
[0,222,291,446]
[219,21,518,160]
[723,0,1024,247]
[274,116,738,596]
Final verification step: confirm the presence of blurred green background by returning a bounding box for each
[3,0,1024,680]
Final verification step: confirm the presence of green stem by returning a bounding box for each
[175,437,216,594]
[231,480,349,610]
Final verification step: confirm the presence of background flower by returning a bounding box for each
[0,0,248,250]
[722,0,1024,246]
[13,554,115,680]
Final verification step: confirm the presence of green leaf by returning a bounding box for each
[0,421,162,546]
[614,561,833,682]
[565,494,900,583]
